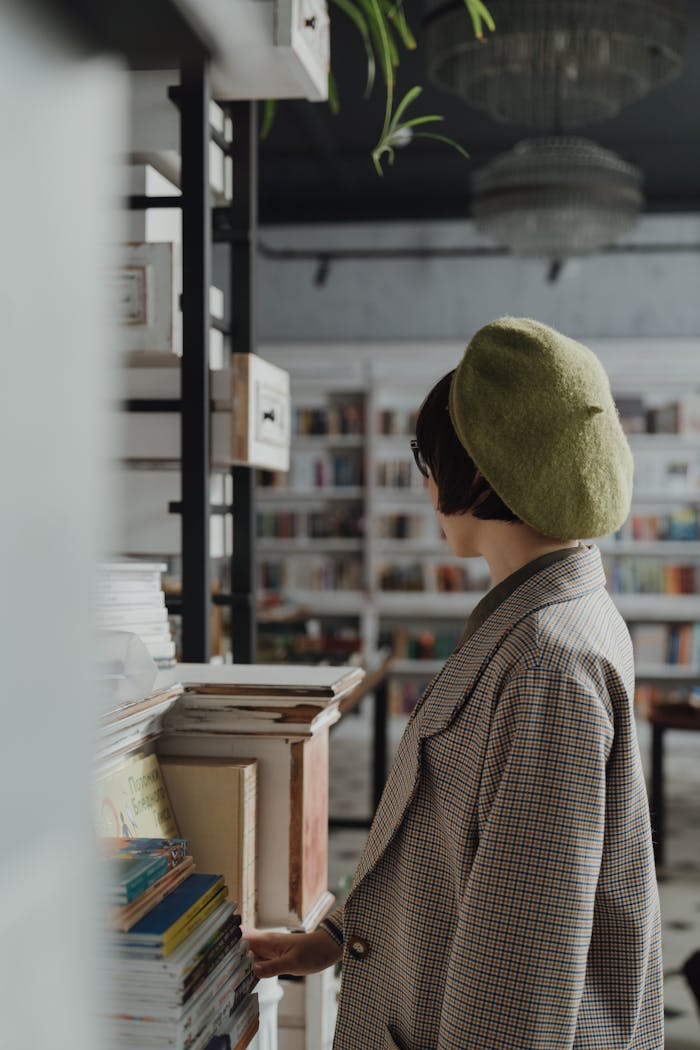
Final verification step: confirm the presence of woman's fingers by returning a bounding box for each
[252,950,296,979]
[245,934,278,960]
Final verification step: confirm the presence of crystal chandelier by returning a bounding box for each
[425,0,687,128]
[471,137,643,257]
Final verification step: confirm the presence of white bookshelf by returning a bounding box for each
[257,538,364,553]
[257,487,365,501]
[613,595,700,621]
[256,343,700,705]
[374,592,483,616]
[599,541,700,557]
[635,664,700,683]
[292,435,365,448]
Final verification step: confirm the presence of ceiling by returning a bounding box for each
[258,1,700,225]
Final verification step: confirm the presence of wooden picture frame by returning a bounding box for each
[112,242,176,353]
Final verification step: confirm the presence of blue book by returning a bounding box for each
[118,873,226,950]
[106,853,170,903]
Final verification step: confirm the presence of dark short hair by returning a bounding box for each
[415,369,521,522]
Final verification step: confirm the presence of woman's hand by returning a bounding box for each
[244,928,342,979]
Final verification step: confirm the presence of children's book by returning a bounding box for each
[100,900,237,981]
[111,856,196,932]
[101,836,188,869]
[95,752,178,838]
[111,873,226,956]
[105,854,169,904]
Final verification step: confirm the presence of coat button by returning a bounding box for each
[348,936,370,959]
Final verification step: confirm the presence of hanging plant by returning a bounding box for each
[261,0,495,173]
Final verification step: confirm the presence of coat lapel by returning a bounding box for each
[349,544,606,895]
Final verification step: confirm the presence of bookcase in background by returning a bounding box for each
[254,374,370,666]
[258,340,700,719]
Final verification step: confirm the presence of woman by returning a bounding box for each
[246,318,663,1049]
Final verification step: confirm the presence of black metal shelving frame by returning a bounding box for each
[126,71,258,664]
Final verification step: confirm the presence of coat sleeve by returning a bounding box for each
[437,665,614,1050]
[319,903,344,947]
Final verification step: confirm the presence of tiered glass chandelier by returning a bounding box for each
[424,1,686,260]
[425,0,687,129]
[471,137,644,257]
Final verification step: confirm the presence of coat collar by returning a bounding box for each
[350,544,606,894]
[417,542,606,739]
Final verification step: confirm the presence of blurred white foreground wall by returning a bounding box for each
[0,5,125,1047]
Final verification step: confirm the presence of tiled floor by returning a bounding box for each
[328,699,700,1048]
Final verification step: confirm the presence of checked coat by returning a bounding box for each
[320,544,663,1050]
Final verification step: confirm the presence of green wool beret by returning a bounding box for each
[448,317,634,540]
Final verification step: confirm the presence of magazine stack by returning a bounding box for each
[101,837,258,1050]
[97,561,176,671]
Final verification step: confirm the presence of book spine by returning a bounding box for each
[182,927,244,1004]
[162,887,227,955]
[177,960,255,1047]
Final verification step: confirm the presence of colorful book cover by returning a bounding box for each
[111,856,196,932]
[118,873,225,947]
[106,853,170,903]
[95,753,178,838]
[118,887,228,958]
[101,836,188,869]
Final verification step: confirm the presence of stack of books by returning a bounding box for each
[163,663,365,737]
[103,837,194,931]
[101,838,258,1050]
[97,682,184,765]
[97,561,176,670]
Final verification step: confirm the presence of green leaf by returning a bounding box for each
[387,84,422,133]
[464,0,495,39]
[358,0,398,83]
[260,99,276,141]
[330,0,376,97]
[372,148,385,175]
[328,70,340,115]
[412,131,471,160]
[381,0,416,50]
[395,114,445,131]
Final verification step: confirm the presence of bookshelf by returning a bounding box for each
[254,380,369,664]
[256,341,700,715]
[98,653,359,1050]
[106,25,331,1050]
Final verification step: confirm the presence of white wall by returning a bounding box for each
[256,215,700,343]
[0,5,125,1047]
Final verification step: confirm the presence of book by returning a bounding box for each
[103,966,258,1050]
[97,561,177,670]
[110,937,249,1021]
[633,624,669,665]
[98,685,183,726]
[174,662,364,699]
[108,925,245,1010]
[105,853,170,904]
[112,886,227,959]
[158,757,257,928]
[95,753,179,839]
[111,857,196,932]
[101,900,237,982]
[101,836,188,867]
[113,873,226,954]
[159,728,334,929]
